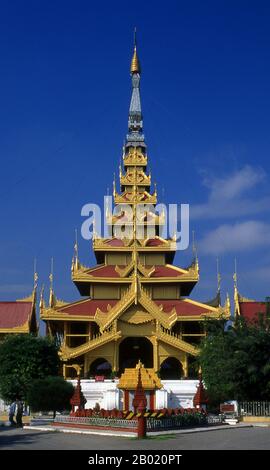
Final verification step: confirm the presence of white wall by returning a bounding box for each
[69,379,199,410]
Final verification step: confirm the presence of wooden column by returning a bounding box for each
[153,336,159,372]
[64,321,67,347]
[182,353,188,378]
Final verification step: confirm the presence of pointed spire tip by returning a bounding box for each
[131,28,141,74]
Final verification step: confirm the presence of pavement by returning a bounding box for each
[1,424,270,449]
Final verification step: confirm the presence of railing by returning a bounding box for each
[95,285,134,330]
[60,323,121,360]
[147,414,207,431]
[140,287,177,328]
[156,324,199,356]
[206,415,224,425]
[55,415,137,429]
[54,412,221,433]
[238,401,270,417]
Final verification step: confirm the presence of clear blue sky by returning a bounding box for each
[1,0,270,312]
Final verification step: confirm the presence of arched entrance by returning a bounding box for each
[119,337,153,374]
[89,358,112,378]
[159,357,183,380]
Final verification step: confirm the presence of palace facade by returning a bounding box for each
[40,42,230,386]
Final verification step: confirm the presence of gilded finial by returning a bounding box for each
[49,258,53,290]
[233,258,238,288]
[113,173,116,197]
[192,231,199,273]
[49,258,55,308]
[233,259,241,316]
[216,257,221,292]
[226,292,231,310]
[192,230,197,260]
[73,229,80,271]
[33,258,38,291]
[93,218,96,240]
[131,27,141,74]
[39,284,45,310]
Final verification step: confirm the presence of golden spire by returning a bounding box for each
[233,258,238,288]
[72,229,80,271]
[33,258,38,291]
[39,284,45,310]
[233,258,240,316]
[192,231,198,261]
[216,257,221,292]
[49,257,55,308]
[113,173,116,198]
[130,28,141,74]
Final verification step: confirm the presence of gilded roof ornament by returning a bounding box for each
[216,257,221,293]
[39,284,45,310]
[49,257,56,308]
[130,27,140,74]
[131,46,140,74]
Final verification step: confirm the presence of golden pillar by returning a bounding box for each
[182,353,188,378]
[151,336,158,372]
[113,339,119,372]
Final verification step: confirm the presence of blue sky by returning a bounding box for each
[0,0,270,313]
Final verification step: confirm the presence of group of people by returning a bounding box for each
[8,398,24,427]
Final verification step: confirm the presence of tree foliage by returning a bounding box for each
[27,376,74,416]
[0,334,60,402]
[199,316,270,404]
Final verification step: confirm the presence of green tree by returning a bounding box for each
[27,376,74,417]
[0,334,60,402]
[199,316,270,405]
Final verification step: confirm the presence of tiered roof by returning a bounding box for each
[0,290,37,334]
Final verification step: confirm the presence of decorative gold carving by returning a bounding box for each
[95,284,135,331]
[114,190,157,205]
[118,361,162,390]
[137,262,155,278]
[115,261,134,278]
[131,46,140,74]
[121,307,152,324]
[139,287,177,329]
[123,147,147,166]
[120,168,151,187]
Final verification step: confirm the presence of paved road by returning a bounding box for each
[0,426,270,450]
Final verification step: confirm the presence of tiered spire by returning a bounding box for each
[127,30,145,147]
[112,33,157,211]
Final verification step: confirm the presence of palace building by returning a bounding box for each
[0,287,37,340]
[40,41,230,409]
[234,276,270,323]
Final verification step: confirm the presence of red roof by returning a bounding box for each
[105,239,125,247]
[239,302,266,322]
[193,378,208,406]
[87,265,122,277]
[84,264,185,279]
[57,297,214,318]
[145,238,166,247]
[155,299,214,316]
[150,266,184,278]
[59,299,118,316]
[0,302,33,329]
